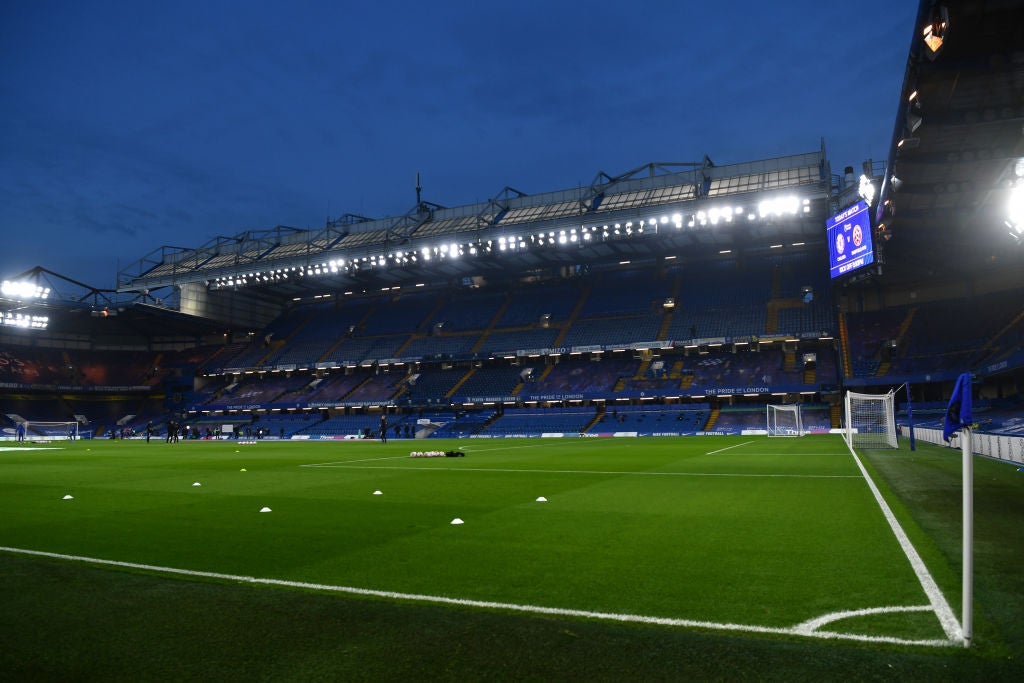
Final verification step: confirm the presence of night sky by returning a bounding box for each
[1,0,918,289]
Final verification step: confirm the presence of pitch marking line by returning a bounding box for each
[0,545,953,647]
[706,441,755,455]
[302,463,861,479]
[303,454,412,467]
[845,440,963,643]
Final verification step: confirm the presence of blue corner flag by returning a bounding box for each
[943,372,973,442]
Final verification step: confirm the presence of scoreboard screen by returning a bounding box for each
[826,199,875,279]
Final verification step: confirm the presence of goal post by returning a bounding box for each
[767,404,803,437]
[843,390,898,449]
[24,421,81,441]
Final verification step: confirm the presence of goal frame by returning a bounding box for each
[24,421,81,441]
[766,404,803,437]
[843,390,898,449]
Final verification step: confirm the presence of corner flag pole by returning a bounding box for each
[944,371,973,647]
[962,425,973,647]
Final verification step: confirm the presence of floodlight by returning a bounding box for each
[858,174,876,205]
[1008,184,1024,234]
[922,7,948,57]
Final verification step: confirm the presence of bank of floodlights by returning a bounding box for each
[1,311,49,329]
[1,280,50,300]
[209,193,812,289]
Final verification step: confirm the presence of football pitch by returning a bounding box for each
[0,435,963,648]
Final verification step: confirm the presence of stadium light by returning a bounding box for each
[1008,183,1024,239]
[1,311,48,329]
[1,280,50,300]
[858,174,876,206]
[922,6,949,58]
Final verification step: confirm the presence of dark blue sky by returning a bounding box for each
[1,0,918,289]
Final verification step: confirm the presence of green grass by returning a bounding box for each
[1,435,1021,679]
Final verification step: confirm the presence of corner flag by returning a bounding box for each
[943,372,973,442]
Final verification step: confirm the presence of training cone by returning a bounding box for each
[240,468,247,472]
[259,506,272,513]
[192,482,202,487]
[450,518,464,525]
[62,494,74,500]
[536,496,547,502]
[373,490,383,495]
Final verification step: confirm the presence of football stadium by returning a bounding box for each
[3,1,1024,679]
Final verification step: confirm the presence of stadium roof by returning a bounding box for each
[115,152,832,301]
[875,0,1024,287]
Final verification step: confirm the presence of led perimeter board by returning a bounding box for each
[826,199,875,279]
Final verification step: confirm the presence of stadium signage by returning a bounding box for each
[526,393,586,401]
[705,386,770,395]
[516,347,569,356]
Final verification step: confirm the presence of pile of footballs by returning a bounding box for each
[408,450,465,458]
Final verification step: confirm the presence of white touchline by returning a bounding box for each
[706,441,755,455]
[306,464,862,479]
[844,440,962,643]
[302,454,412,467]
[0,545,953,647]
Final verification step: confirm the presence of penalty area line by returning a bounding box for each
[302,454,412,467]
[0,545,954,647]
[706,441,756,455]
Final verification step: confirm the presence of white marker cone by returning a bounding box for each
[373,490,383,495]
[193,482,202,487]
[62,494,74,500]
[450,518,464,525]
[259,506,272,513]
[240,468,247,472]
[536,496,547,502]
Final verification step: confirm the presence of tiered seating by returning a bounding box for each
[404,368,471,403]
[482,407,597,436]
[346,373,403,402]
[325,335,409,364]
[360,291,438,335]
[302,372,372,402]
[250,413,323,437]
[220,375,308,405]
[427,410,497,438]
[265,301,371,367]
[685,348,804,388]
[777,303,835,336]
[300,414,380,438]
[400,334,480,359]
[452,366,524,398]
[579,269,671,317]
[527,356,638,395]
[595,404,709,433]
[665,260,772,340]
[428,290,505,331]
[477,328,560,355]
[561,315,662,347]
[712,406,767,433]
[499,281,580,326]
[0,347,66,384]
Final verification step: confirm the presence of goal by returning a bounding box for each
[767,404,803,437]
[24,421,81,441]
[843,390,898,449]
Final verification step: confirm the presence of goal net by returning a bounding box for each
[24,421,81,441]
[767,404,803,437]
[843,390,898,449]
